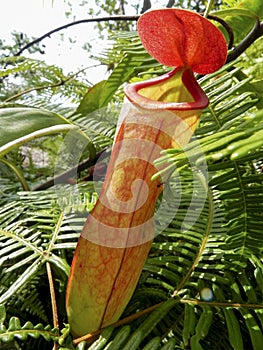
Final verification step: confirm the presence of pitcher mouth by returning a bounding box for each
[124,67,209,111]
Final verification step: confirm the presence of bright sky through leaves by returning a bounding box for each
[0,0,184,84]
[0,0,108,83]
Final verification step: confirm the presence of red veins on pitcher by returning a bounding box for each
[66,8,227,337]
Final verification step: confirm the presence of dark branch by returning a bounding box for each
[207,14,234,49]
[33,148,108,191]
[13,12,263,73]
[140,0,151,14]
[14,15,140,57]
[166,0,175,8]
[119,0,126,15]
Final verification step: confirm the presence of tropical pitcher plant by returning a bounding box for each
[66,8,228,337]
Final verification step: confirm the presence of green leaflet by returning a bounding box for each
[0,307,58,344]
[87,326,114,350]
[121,330,144,350]
[141,336,161,350]
[221,1,263,19]
[239,308,263,350]
[183,303,197,345]
[0,107,78,157]
[190,306,213,350]
[160,338,176,349]
[74,80,107,115]
[0,305,6,324]
[105,325,131,350]
[229,129,263,160]
[216,8,260,44]
[0,107,71,145]
[223,308,244,350]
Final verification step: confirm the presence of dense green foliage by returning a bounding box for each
[1,0,263,349]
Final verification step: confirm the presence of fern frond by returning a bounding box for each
[0,56,90,106]
[0,312,58,345]
[70,107,117,151]
[0,183,98,326]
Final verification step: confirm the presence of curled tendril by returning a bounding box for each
[226,17,261,63]
[207,14,234,49]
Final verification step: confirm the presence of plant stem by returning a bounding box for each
[0,158,30,191]
[46,211,64,257]
[172,171,212,298]
[73,296,263,345]
[180,298,263,309]
[45,213,65,348]
[73,302,163,345]
[46,262,59,328]
[46,261,59,350]
[203,0,213,18]
[14,15,140,57]
[34,148,107,191]
[0,125,78,158]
